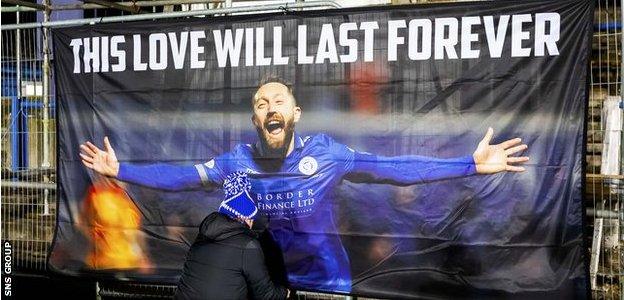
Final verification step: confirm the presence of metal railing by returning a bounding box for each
[0,1,342,30]
[1,24,56,272]
[587,1,624,299]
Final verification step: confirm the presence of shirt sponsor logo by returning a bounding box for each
[256,189,316,216]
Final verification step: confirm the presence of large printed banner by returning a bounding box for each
[51,0,591,298]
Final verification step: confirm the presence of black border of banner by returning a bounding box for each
[46,0,594,298]
[580,0,595,298]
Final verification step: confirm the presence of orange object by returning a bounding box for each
[349,62,388,114]
[83,184,151,270]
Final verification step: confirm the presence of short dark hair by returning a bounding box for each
[258,75,293,93]
[253,75,297,106]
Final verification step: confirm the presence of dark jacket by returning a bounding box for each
[175,212,288,300]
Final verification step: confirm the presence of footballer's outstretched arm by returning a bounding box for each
[345,152,478,185]
[79,137,207,191]
[343,128,529,185]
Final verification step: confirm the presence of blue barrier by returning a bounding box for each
[10,96,20,172]
[594,22,622,31]
[8,96,56,172]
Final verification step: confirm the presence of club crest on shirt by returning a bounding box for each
[298,156,318,175]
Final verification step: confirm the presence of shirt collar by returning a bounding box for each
[255,132,304,156]
[294,132,305,149]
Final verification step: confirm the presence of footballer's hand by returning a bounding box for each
[79,136,120,177]
[473,127,529,174]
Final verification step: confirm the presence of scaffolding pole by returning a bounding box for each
[41,0,52,215]
[0,1,342,30]
[621,0,624,176]
[15,11,21,101]
[1,0,45,10]
[0,0,291,12]
[41,0,50,170]
[619,1,624,297]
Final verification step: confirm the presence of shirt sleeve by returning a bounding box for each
[116,152,230,191]
[192,153,229,186]
[116,163,204,191]
[331,139,476,185]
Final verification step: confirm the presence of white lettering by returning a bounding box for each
[245,28,254,66]
[316,24,339,64]
[512,14,532,57]
[534,13,560,56]
[388,20,406,61]
[70,39,82,73]
[434,18,458,60]
[149,33,168,70]
[255,28,272,66]
[133,34,147,71]
[189,31,206,69]
[100,36,110,72]
[408,19,432,60]
[298,25,314,64]
[214,28,244,67]
[360,21,378,62]
[169,32,188,69]
[84,37,100,72]
[483,15,510,58]
[461,16,480,59]
[273,26,289,65]
[339,22,358,63]
[110,36,126,72]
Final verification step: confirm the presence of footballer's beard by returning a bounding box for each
[256,114,295,159]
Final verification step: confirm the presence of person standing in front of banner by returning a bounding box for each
[79,77,529,293]
[175,172,290,300]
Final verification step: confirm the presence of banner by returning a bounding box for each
[51,0,592,297]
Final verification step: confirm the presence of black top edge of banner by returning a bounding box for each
[50,0,588,33]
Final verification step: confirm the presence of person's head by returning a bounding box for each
[251,76,301,156]
[218,206,257,228]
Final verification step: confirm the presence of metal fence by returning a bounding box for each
[1,0,623,299]
[588,1,624,299]
[1,23,56,272]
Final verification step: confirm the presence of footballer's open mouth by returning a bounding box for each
[265,118,285,136]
